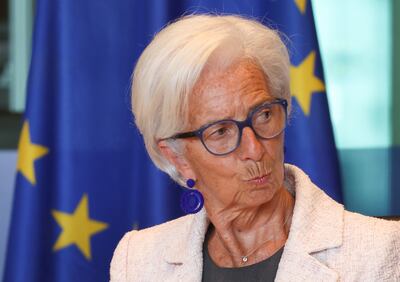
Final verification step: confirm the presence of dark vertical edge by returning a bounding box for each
[391,0,400,215]
[393,0,400,146]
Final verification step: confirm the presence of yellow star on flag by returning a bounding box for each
[52,194,108,260]
[290,51,325,116]
[294,0,307,14]
[17,121,49,185]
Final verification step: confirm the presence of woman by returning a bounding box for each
[110,15,399,281]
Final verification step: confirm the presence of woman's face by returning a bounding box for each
[179,59,285,210]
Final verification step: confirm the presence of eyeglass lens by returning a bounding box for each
[201,103,285,155]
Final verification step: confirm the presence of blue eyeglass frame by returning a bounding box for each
[169,99,288,156]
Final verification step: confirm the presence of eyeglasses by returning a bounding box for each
[169,99,288,156]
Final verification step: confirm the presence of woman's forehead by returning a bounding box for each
[188,60,273,127]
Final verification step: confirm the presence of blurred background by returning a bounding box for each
[0,0,399,280]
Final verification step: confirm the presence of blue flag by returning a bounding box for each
[4,0,341,281]
[272,1,343,202]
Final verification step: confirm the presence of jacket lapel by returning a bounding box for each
[275,164,344,281]
[275,250,339,281]
[163,208,209,282]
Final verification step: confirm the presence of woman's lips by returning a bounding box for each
[246,173,270,185]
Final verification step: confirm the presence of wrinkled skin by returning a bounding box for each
[159,59,294,267]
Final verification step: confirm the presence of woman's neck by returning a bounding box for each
[205,187,294,267]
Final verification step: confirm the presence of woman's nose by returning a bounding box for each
[237,127,265,161]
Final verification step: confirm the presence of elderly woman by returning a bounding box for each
[110,15,399,281]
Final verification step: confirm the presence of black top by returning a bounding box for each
[202,226,284,282]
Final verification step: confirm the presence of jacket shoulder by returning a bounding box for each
[343,211,400,255]
[110,214,194,281]
[343,210,400,235]
[334,211,400,280]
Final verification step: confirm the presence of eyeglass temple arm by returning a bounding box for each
[173,131,197,139]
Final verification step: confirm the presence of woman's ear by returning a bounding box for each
[158,140,195,179]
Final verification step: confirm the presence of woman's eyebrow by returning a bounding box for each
[198,98,277,128]
[247,99,275,114]
[198,116,235,130]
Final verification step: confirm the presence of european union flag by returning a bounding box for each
[268,0,343,202]
[4,1,183,281]
[4,0,341,281]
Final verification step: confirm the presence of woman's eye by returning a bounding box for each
[204,125,233,141]
[258,110,271,121]
[212,127,228,136]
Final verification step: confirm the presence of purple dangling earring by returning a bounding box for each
[180,179,204,214]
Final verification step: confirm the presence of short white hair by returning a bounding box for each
[132,14,291,185]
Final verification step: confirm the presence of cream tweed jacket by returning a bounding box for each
[110,164,400,282]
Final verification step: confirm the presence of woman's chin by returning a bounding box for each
[244,186,277,206]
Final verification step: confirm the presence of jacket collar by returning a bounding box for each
[275,164,343,281]
[164,164,344,281]
[163,208,209,281]
[283,164,344,253]
[164,208,209,265]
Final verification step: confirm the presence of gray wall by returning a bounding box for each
[0,151,17,280]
